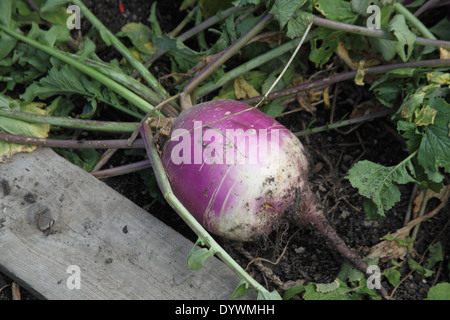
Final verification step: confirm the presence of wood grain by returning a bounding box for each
[0,148,253,300]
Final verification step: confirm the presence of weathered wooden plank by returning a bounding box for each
[0,148,254,300]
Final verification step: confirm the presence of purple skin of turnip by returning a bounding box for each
[161,99,370,274]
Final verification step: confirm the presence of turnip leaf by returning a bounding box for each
[347,155,417,219]
[270,0,307,29]
[417,99,450,183]
[230,280,250,300]
[387,14,416,62]
[187,238,218,271]
[0,94,50,163]
[425,283,450,300]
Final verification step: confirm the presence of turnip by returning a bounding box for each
[161,99,372,276]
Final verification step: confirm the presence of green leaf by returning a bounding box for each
[429,17,450,41]
[261,99,286,118]
[408,258,434,278]
[384,269,401,287]
[427,242,443,269]
[39,0,71,26]
[148,2,162,36]
[199,0,233,19]
[426,283,450,300]
[257,290,283,300]
[20,57,139,117]
[270,0,307,29]
[0,0,13,27]
[118,22,154,55]
[40,0,69,13]
[386,14,416,62]
[152,35,200,73]
[314,0,358,24]
[350,0,380,16]
[187,238,217,271]
[315,279,341,293]
[232,0,262,6]
[363,200,379,220]
[230,281,251,300]
[337,260,365,282]
[283,285,306,300]
[286,10,315,39]
[310,28,342,68]
[347,156,417,218]
[417,99,450,183]
[54,148,100,172]
[302,281,353,300]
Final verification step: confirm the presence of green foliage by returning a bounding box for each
[386,14,416,62]
[284,260,381,300]
[347,156,418,218]
[426,283,450,300]
[230,281,251,300]
[384,269,401,287]
[348,70,450,219]
[54,148,100,172]
[187,238,218,271]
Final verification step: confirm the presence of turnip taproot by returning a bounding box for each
[161,99,371,275]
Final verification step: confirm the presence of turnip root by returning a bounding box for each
[161,99,371,278]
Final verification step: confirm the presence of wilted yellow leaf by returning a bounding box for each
[234,75,260,99]
[440,47,450,59]
[0,99,50,163]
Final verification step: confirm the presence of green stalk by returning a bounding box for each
[168,6,198,38]
[0,25,157,116]
[195,32,316,98]
[140,123,276,299]
[0,109,139,132]
[183,13,274,99]
[294,109,394,137]
[312,16,450,49]
[67,53,178,116]
[0,132,144,149]
[243,58,450,105]
[394,2,437,40]
[71,0,169,99]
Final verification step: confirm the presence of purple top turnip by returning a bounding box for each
[161,99,375,281]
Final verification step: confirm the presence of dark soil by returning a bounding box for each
[1,0,449,300]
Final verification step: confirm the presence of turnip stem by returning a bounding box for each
[133,6,243,77]
[0,132,144,149]
[195,33,316,98]
[139,122,276,298]
[0,109,141,132]
[0,25,157,116]
[66,53,171,114]
[183,13,274,101]
[294,109,394,137]
[71,0,169,99]
[312,16,450,49]
[243,58,450,105]
[178,6,243,43]
[91,160,151,178]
